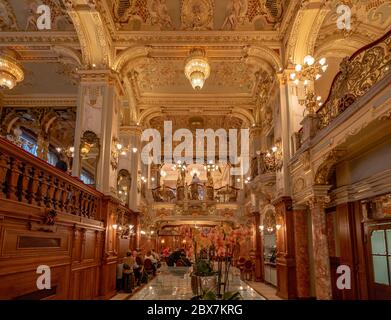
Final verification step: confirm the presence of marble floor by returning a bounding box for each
[129,266,265,300]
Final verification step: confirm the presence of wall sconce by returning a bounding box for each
[56,146,75,158]
[112,224,118,230]
[140,230,146,235]
[259,225,264,231]
[161,239,165,244]
[261,143,283,173]
[276,224,282,231]
[80,142,92,157]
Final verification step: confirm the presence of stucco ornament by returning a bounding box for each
[221,0,248,31]
[181,0,214,31]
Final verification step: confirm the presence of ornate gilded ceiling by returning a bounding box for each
[111,0,289,32]
[1,0,391,130]
[0,0,74,31]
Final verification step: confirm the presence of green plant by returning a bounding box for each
[193,259,215,276]
[191,289,242,300]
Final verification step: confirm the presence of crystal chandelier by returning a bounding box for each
[289,55,328,106]
[184,48,210,90]
[0,50,24,90]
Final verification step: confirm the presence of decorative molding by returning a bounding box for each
[2,95,77,107]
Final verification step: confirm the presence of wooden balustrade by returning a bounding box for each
[0,137,138,300]
[0,137,102,219]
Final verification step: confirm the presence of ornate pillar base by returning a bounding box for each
[308,187,333,300]
[253,211,264,282]
[293,207,311,299]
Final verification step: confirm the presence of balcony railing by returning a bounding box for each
[151,184,239,203]
[317,30,391,130]
[250,152,282,179]
[0,137,102,219]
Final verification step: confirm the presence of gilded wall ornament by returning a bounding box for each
[317,31,391,130]
[0,0,18,31]
[221,0,248,31]
[181,0,214,31]
[148,0,174,30]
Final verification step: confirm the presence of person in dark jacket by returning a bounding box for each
[55,156,68,172]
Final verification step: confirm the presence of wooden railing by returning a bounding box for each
[0,137,103,219]
[317,30,391,130]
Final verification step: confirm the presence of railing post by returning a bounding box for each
[300,113,319,144]
[0,153,9,199]
[7,158,22,201]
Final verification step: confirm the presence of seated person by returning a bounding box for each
[145,250,157,275]
[122,252,135,292]
[133,251,143,286]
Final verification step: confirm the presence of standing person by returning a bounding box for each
[116,261,123,291]
[55,155,68,172]
[133,250,143,286]
[122,251,135,293]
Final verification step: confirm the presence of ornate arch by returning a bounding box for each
[314,149,345,185]
[65,2,112,67]
[314,29,375,58]
[52,45,83,66]
[245,45,283,73]
[113,46,150,74]
[231,107,255,127]
[286,2,330,64]
[138,107,162,126]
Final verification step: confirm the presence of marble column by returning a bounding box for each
[119,125,142,211]
[293,206,311,298]
[308,191,333,300]
[72,70,124,196]
[253,211,264,282]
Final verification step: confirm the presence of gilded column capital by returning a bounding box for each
[307,195,330,210]
[120,125,143,137]
[249,126,262,138]
[77,69,125,95]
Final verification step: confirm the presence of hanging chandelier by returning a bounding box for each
[184,48,210,90]
[0,50,24,90]
[289,55,328,105]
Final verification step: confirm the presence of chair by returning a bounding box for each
[244,260,254,281]
[144,258,155,277]
[175,259,184,267]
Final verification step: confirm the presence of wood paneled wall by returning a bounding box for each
[0,138,139,300]
[0,198,104,299]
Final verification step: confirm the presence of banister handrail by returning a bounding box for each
[0,137,103,219]
[0,137,103,197]
[316,29,391,130]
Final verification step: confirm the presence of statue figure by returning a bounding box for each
[148,0,173,30]
[0,0,17,31]
[221,0,248,30]
[190,173,200,200]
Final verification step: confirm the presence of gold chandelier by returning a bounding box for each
[0,50,24,90]
[184,48,210,90]
[289,55,328,106]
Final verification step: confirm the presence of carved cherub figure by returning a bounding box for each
[221,0,248,30]
[148,0,173,30]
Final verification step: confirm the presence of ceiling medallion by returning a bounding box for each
[184,48,210,90]
[0,49,24,90]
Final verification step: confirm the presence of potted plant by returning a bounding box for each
[191,258,217,296]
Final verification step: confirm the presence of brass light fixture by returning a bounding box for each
[0,49,24,90]
[289,55,328,109]
[184,48,210,90]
